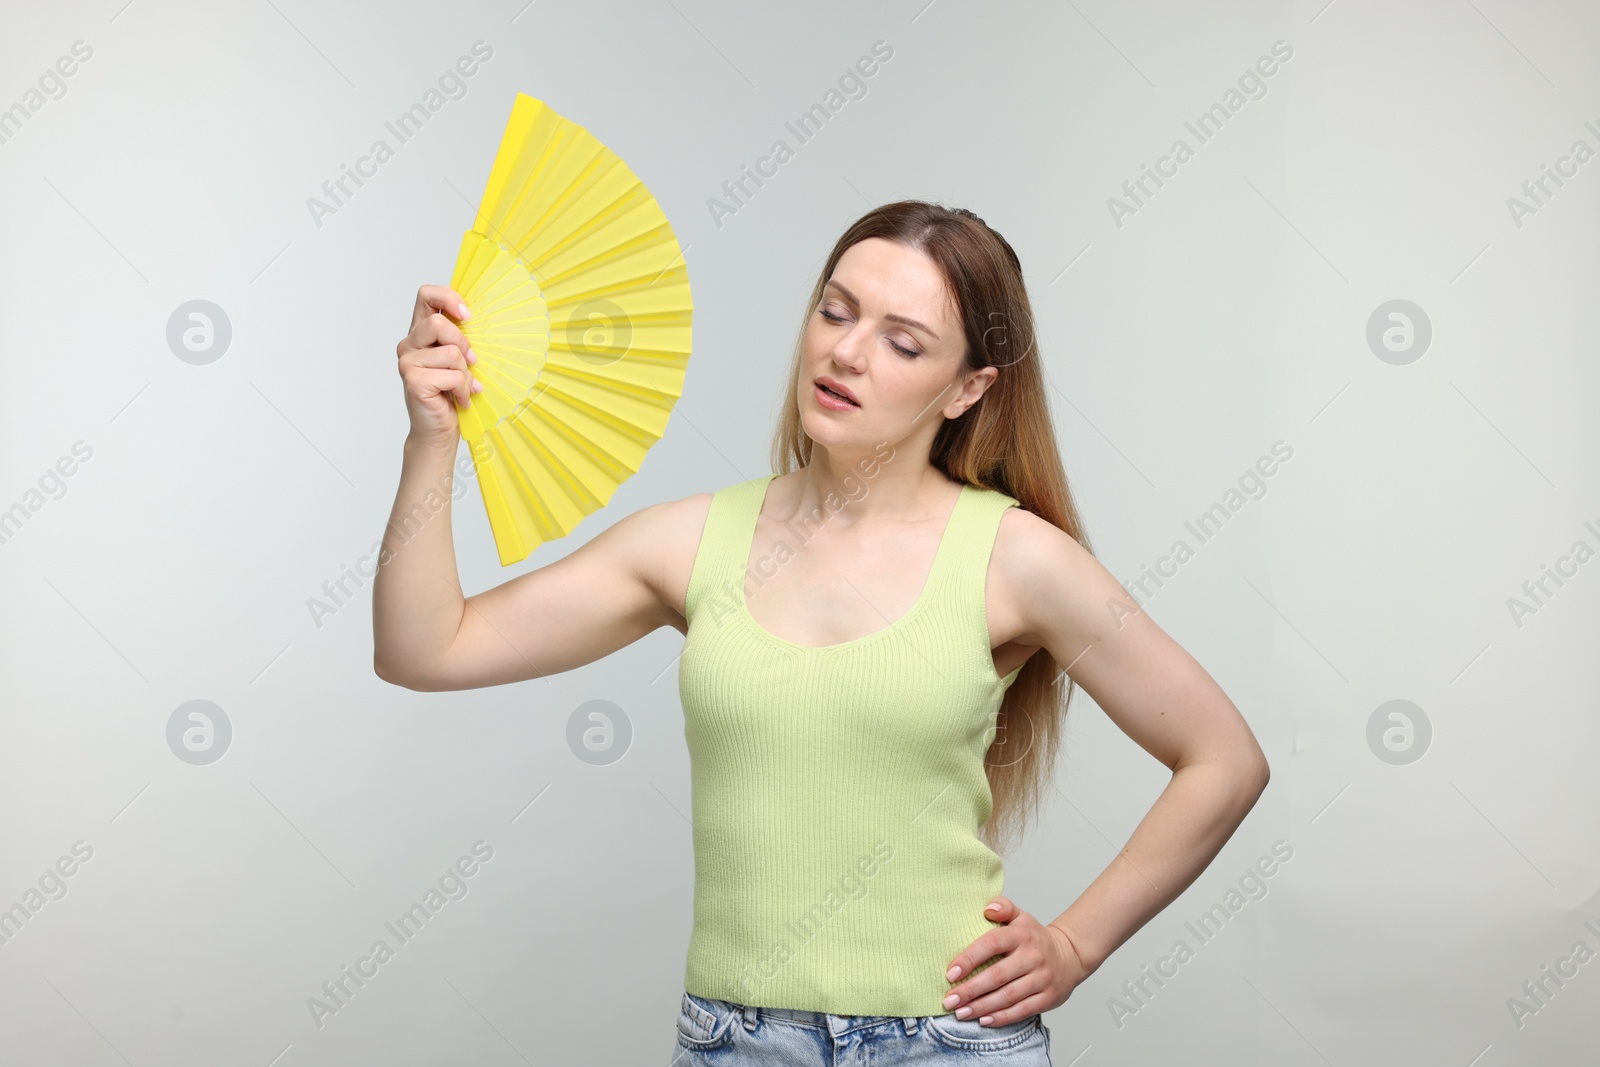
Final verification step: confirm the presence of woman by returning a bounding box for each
[373,201,1270,1064]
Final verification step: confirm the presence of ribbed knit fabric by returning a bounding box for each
[678,472,1026,1017]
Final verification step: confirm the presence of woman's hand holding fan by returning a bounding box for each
[395,284,485,449]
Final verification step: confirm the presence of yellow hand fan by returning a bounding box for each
[450,93,693,566]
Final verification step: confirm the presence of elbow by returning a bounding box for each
[374,655,429,691]
[1249,754,1271,795]
[1214,755,1270,825]
[1239,730,1271,793]
[1219,725,1271,797]
[373,656,405,689]
[1239,746,1271,805]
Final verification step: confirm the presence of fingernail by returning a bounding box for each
[457,303,471,320]
[942,993,959,1008]
[955,1007,972,1019]
[946,965,961,981]
[978,1015,993,1026]
[986,902,1002,913]
[471,379,483,393]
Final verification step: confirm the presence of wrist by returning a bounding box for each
[1047,920,1104,976]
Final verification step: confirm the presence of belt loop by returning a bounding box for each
[902,1015,919,1035]
[742,1004,759,1030]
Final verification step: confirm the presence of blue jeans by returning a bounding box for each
[670,991,1054,1064]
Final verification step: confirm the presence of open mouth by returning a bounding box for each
[816,381,859,406]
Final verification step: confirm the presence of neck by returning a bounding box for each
[784,451,958,524]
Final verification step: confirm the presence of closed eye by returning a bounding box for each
[818,308,921,358]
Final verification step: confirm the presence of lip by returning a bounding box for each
[814,376,860,406]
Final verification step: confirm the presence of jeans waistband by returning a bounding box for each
[735,1002,924,1037]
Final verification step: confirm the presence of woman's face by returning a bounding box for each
[799,237,991,456]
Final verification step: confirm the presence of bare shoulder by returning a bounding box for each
[993,504,1095,570]
[614,488,715,636]
[988,504,1108,649]
[987,500,1266,781]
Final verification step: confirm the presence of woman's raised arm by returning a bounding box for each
[371,283,693,692]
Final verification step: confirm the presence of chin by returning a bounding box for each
[803,417,879,457]
[799,408,829,438]
[800,408,854,444]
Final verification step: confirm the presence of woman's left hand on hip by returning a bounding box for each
[941,895,1091,1024]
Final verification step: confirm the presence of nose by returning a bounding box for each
[829,323,867,374]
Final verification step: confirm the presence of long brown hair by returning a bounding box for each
[769,200,1094,855]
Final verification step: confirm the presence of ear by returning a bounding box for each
[941,365,999,419]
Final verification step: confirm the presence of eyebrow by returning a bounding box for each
[823,280,940,340]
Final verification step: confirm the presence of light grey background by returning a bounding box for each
[2,1,1597,1064]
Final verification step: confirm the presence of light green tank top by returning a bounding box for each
[679,472,1025,1016]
